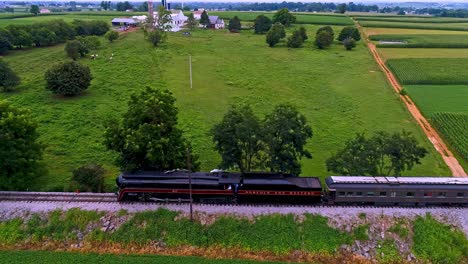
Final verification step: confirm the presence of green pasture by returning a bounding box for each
[0,250,289,264]
[355,16,468,24]
[359,21,468,31]
[379,48,468,60]
[208,11,354,25]
[387,58,468,85]
[364,27,468,36]
[370,34,468,48]
[0,25,450,190]
[0,15,113,27]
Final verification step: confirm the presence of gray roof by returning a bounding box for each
[208,16,223,25]
[112,18,137,24]
[329,176,468,185]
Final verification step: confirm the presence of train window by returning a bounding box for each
[346,192,353,196]
[437,192,447,197]
[338,192,345,196]
[379,192,387,197]
[406,192,414,197]
[424,192,432,197]
[367,192,374,196]
[457,192,464,198]
[356,192,363,196]
[391,192,396,197]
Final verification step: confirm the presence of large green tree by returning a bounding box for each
[104,87,199,172]
[326,131,428,176]
[45,61,92,96]
[336,3,347,14]
[0,60,21,92]
[0,29,12,54]
[315,31,333,49]
[211,105,264,172]
[187,13,198,31]
[200,10,210,27]
[0,100,45,190]
[338,26,361,41]
[266,22,286,47]
[253,14,272,34]
[228,16,241,33]
[316,26,334,40]
[272,8,296,27]
[263,104,312,175]
[30,5,39,16]
[287,29,304,48]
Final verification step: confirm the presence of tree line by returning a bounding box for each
[0,19,110,54]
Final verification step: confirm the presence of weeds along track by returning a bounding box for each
[354,20,467,177]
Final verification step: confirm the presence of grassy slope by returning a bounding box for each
[0,26,450,190]
[0,251,289,264]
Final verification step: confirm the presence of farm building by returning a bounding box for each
[193,10,204,20]
[39,8,51,14]
[111,18,138,27]
[208,16,225,29]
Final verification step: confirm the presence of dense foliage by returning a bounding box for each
[265,22,286,47]
[105,30,119,42]
[287,29,304,48]
[0,60,20,92]
[200,10,210,26]
[272,8,296,27]
[187,13,198,31]
[212,104,312,175]
[104,87,199,172]
[45,61,92,96]
[253,15,272,34]
[337,26,361,41]
[343,37,356,50]
[228,16,241,33]
[0,100,44,190]
[72,164,105,192]
[316,26,334,40]
[326,131,428,176]
[315,31,333,49]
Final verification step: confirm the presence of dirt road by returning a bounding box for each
[356,22,467,177]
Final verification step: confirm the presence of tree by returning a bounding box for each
[30,27,57,46]
[228,16,241,33]
[138,1,148,12]
[187,13,198,31]
[72,164,105,192]
[315,31,333,49]
[272,8,296,27]
[266,22,286,47]
[316,26,334,40]
[254,14,272,34]
[45,61,92,96]
[326,131,428,176]
[211,105,264,172]
[338,26,361,41]
[116,1,132,11]
[100,1,111,10]
[398,10,406,15]
[336,3,347,14]
[147,30,165,47]
[0,60,21,92]
[263,104,312,175]
[298,26,308,41]
[0,100,45,190]
[76,35,101,51]
[0,29,12,54]
[6,25,32,48]
[200,10,210,27]
[30,5,39,16]
[287,29,304,48]
[343,37,356,50]
[105,30,119,42]
[104,87,199,172]
[64,40,83,60]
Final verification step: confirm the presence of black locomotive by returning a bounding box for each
[116,170,468,206]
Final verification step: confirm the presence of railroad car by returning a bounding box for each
[116,170,322,203]
[325,176,468,206]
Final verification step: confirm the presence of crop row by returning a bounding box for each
[386,58,468,85]
[431,112,468,160]
[371,34,468,48]
[355,16,468,24]
[359,21,468,31]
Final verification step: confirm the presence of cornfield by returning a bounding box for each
[431,112,468,160]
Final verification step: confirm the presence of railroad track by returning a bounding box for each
[0,191,117,203]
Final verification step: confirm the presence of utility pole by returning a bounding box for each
[189,55,193,89]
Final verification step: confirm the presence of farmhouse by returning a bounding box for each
[170,10,188,28]
[39,8,51,14]
[208,16,225,29]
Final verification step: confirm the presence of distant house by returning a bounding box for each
[208,16,224,29]
[193,10,204,20]
[111,18,138,27]
[170,10,187,27]
[39,8,51,14]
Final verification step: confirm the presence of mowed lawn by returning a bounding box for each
[0,26,450,191]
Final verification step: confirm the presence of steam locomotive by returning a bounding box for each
[116,170,468,206]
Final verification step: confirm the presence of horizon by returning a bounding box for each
[1,0,466,4]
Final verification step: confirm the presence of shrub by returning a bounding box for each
[316,25,334,40]
[287,30,304,48]
[266,22,286,47]
[298,26,308,41]
[272,8,296,27]
[338,26,361,41]
[0,60,20,92]
[72,164,105,192]
[0,29,13,54]
[253,14,272,34]
[64,40,83,60]
[315,31,333,49]
[45,61,92,96]
[147,30,165,47]
[228,16,241,33]
[105,30,119,42]
[76,35,101,52]
[343,37,356,50]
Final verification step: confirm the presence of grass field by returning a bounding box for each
[370,34,468,48]
[430,112,468,161]
[359,21,468,31]
[0,251,289,264]
[404,85,468,116]
[0,23,450,190]
[364,27,468,36]
[386,58,468,85]
[379,48,468,60]
[355,16,468,23]
[208,11,353,25]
